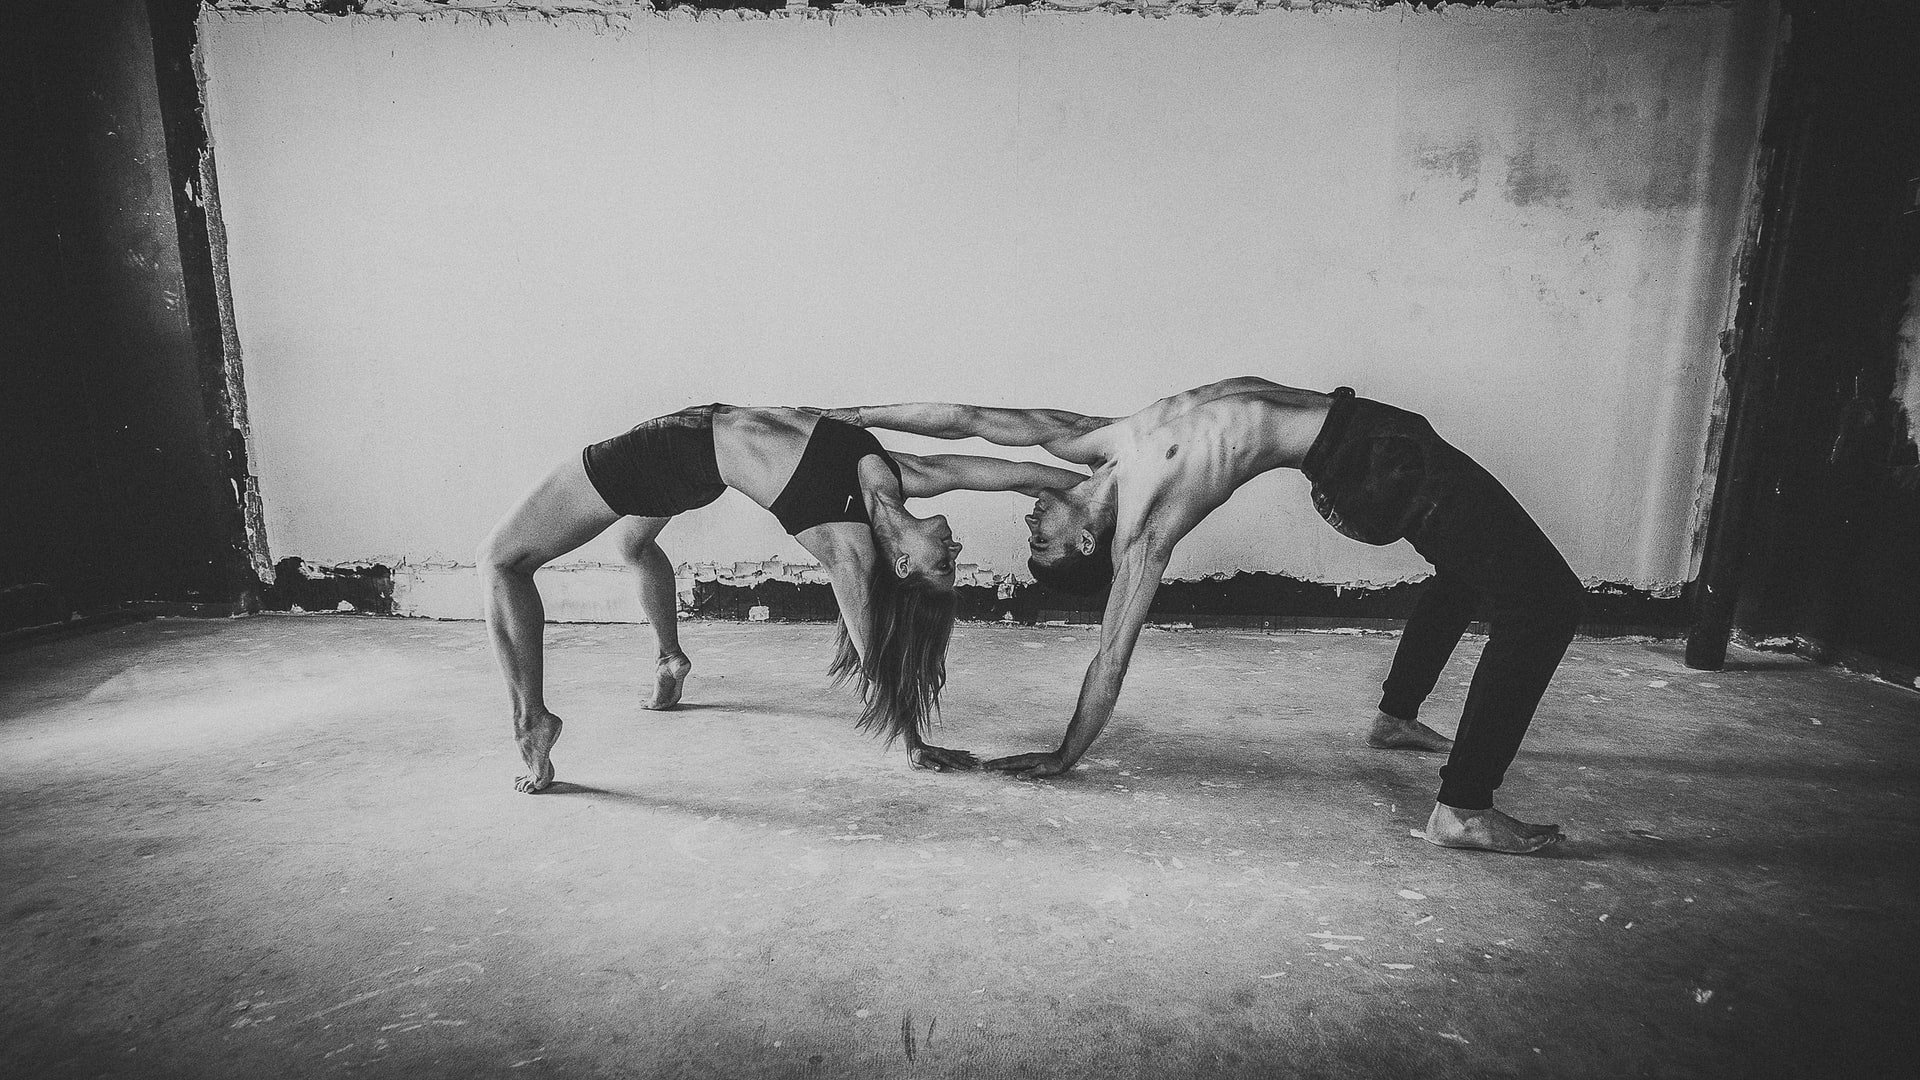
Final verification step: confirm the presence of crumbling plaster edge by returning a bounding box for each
[204,0,1735,25]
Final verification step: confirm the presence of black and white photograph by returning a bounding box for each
[3,1,1916,1076]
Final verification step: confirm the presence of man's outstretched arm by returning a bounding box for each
[803,528,975,773]
[821,403,1114,464]
[984,531,1174,778]
[893,454,1088,499]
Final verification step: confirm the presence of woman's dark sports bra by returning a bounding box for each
[768,417,902,536]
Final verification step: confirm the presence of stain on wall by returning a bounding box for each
[1414,139,1482,193]
[1501,141,1572,208]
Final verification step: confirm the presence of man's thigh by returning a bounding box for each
[1409,461,1573,599]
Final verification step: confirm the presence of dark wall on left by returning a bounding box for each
[1,0,256,632]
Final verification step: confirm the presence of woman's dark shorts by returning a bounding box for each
[581,404,727,518]
[1300,387,1485,547]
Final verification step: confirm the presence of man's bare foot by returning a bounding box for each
[1368,710,1454,752]
[514,710,562,794]
[1422,802,1562,854]
[644,651,692,711]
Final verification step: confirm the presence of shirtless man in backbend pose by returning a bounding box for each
[825,378,1584,853]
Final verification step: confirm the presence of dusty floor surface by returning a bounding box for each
[1,615,1916,1080]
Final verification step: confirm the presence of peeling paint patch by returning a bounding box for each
[687,557,1001,591]
[688,577,1013,623]
[258,558,393,614]
[1591,578,1684,602]
[680,557,1018,621]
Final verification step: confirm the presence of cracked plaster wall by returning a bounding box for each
[207,1,1729,17]
[199,3,1774,620]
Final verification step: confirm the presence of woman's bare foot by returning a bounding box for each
[1368,710,1454,752]
[1422,802,1562,854]
[908,743,981,772]
[514,710,562,793]
[644,651,692,711]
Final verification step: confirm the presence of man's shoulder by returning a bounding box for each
[1076,412,1122,436]
[1038,412,1124,466]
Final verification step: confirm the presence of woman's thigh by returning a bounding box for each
[610,514,675,560]
[484,455,626,572]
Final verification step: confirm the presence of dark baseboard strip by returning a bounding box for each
[0,610,151,652]
[1740,632,1920,692]
[1032,611,1685,640]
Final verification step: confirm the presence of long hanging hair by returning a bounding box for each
[828,559,958,745]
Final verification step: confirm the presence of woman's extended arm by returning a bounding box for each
[893,454,1088,499]
[793,526,877,663]
[821,403,1113,464]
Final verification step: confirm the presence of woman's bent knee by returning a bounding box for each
[478,533,544,579]
[615,533,660,566]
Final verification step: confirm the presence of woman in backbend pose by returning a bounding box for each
[479,403,1081,793]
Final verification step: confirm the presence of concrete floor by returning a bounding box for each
[1,616,1915,1080]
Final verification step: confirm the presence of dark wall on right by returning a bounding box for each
[1736,2,1920,677]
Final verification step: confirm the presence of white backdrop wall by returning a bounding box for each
[200,5,1775,620]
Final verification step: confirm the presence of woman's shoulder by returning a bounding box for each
[801,413,894,466]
